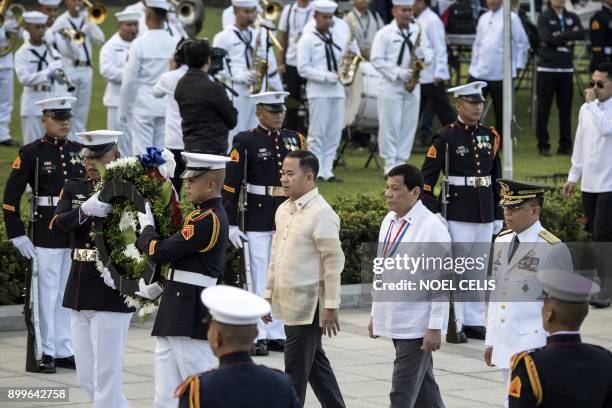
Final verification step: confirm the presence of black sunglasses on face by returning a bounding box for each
[590,80,607,89]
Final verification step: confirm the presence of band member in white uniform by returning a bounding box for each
[297,0,354,181]
[119,0,180,155]
[343,0,384,60]
[125,0,187,39]
[213,0,283,148]
[222,4,264,29]
[0,7,20,146]
[15,12,65,145]
[50,0,105,134]
[99,8,140,156]
[371,0,433,176]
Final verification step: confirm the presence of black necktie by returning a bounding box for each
[508,235,520,261]
[234,30,253,69]
[314,30,340,72]
[396,28,413,66]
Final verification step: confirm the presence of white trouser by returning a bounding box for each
[37,247,73,358]
[154,336,215,408]
[67,66,93,134]
[307,97,345,180]
[21,116,44,145]
[0,68,13,142]
[448,220,494,328]
[228,95,257,150]
[131,114,165,155]
[377,85,421,175]
[107,107,132,156]
[246,231,285,341]
[70,310,132,408]
[502,368,510,407]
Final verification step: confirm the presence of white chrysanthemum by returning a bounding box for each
[105,156,139,170]
[95,260,105,275]
[118,211,137,232]
[123,244,143,262]
[138,302,158,318]
[124,295,141,309]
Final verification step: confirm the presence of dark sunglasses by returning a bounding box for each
[590,80,607,89]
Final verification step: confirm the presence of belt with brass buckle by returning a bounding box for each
[448,175,491,188]
[36,196,60,206]
[32,85,52,92]
[72,248,98,262]
[246,183,286,197]
[73,60,89,67]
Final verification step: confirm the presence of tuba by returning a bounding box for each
[169,0,205,38]
[404,20,425,93]
[0,1,25,57]
[338,15,363,87]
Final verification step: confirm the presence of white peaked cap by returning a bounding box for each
[201,285,271,325]
[76,130,122,146]
[447,81,488,102]
[180,152,231,178]
[250,91,289,104]
[538,269,601,303]
[35,96,76,111]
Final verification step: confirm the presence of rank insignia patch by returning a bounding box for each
[12,156,21,169]
[508,376,522,398]
[427,145,437,158]
[182,225,194,240]
[230,149,240,162]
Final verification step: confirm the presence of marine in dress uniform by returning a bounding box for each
[223,91,306,356]
[213,0,283,149]
[536,0,584,156]
[175,285,301,408]
[508,270,612,407]
[51,129,134,407]
[485,180,572,404]
[421,81,504,342]
[589,0,612,73]
[370,0,433,176]
[0,6,20,146]
[135,152,230,408]
[2,96,83,373]
[297,0,353,181]
[50,0,105,135]
[99,8,140,156]
[119,0,180,155]
[15,12,65,146]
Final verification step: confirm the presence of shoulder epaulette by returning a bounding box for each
[509,350,542,404]
[186,209,213,223]
[297,131,307,148]
[539,229,561,244]
[498,229,513,237]
[490,127,501,156]
[510,351,529,371]
[173,374,201,406]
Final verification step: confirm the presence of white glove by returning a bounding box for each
[10,235,37,259]
[229,225,248,249]
[235,70,257,84]
[101,267,116,289]
[324,72,339,83]
[135,278,163,300]
[137,202,155,232]
[348,40,360,55]
[48,60,63,72]
[493,220,504,235]
[415,47,426,60]
[397,68,413,82]
[435,213,449,231]
[81,192,112,218]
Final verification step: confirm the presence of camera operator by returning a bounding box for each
[175,40,238,155]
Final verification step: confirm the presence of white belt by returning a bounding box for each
[172,269,218,288]
[448,175,492,187]
[32,85,52,92]
[36,196,60,206]
[246,183,286,197]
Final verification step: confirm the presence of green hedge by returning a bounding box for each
[1,191,592,304]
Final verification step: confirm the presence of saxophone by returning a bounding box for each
[249,28,268,94]
[338,15,363,87]
[404,20,426,93]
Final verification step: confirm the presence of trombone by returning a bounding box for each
[78,0,106,25]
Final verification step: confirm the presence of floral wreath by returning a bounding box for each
[93,148,183,317]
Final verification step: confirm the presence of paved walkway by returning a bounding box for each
[0,307,610,408]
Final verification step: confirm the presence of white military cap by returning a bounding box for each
[201,285,271,325]
[180,152,231,178]
[115,8,142,22]
[250,91,289,112]
[314,0,338,13]
[23,11,49,25]
[447,81,487,102]
[538,269,601,303]
[35,96,76,114]
[76,130,122,158]
[38,0,62,6]
[231,0,258,8]
[392,0,415,6]
[147,0,173,11]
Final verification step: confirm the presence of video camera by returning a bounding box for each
[208,47,228,76]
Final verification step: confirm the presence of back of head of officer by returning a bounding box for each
[385,164,422,218]
[281,150,319,201]
[145,6,167,30]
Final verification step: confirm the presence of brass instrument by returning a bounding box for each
[0,1,25,57]
[338,15,363,87]
[43,40,76,92]
[80,0,106,25]
[249,19,282,93]
[169,0,205,38]
[261,0,282,23]
[57,27,85,45]
[404,21,425,93]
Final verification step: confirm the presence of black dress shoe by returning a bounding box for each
[590,294,611,309]
[557,147,572,155]
[0,139,17,147]
[463,325,486,340]
[445,331,468,344]
[38,354,56,373]
[539,148,551,157]
[253,340,269,356]
[55,355,76,369]
[267,339,285,352]
[327,176,342,183]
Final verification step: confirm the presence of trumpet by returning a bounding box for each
[77,0,106,25]
[57,27,85,45]
[43,40,76,92]
[0,1,25,56]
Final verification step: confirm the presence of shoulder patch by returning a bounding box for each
[182,224,194,240]
[508,375,522,398]
[173,374,201,404]
[591,19,600,30]
[230,148,240,162]
[539,229,560,244]
[427,145,437,158]
[223,184,236,194]
[498,229,513,237]
[11,155,21,170]
[2,203,15,212]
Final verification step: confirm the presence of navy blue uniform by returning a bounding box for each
[176,351,301,408]
[589,4,612,72]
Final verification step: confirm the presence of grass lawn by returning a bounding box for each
[0,6,582,202]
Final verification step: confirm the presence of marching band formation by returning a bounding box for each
[1,0,612,407]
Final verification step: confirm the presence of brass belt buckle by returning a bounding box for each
[474,177,489,187]
[269,186,286,197]
[74,249,98,262]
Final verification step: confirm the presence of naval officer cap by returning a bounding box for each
[115,8,142,22]
[35,96,76,120]
[498,179,555,207]
[201,285,271,325]
[147,0,173,11]
[38,0,62,6]
[251,91,289,112]
[231,0,258,9]
[23,11,49,25]
[180,152,231,179]
[448,81,487,102]
[314,0,338,13]
[538,269,600,303]
[392,0,415,6]
[77,130,122,158]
